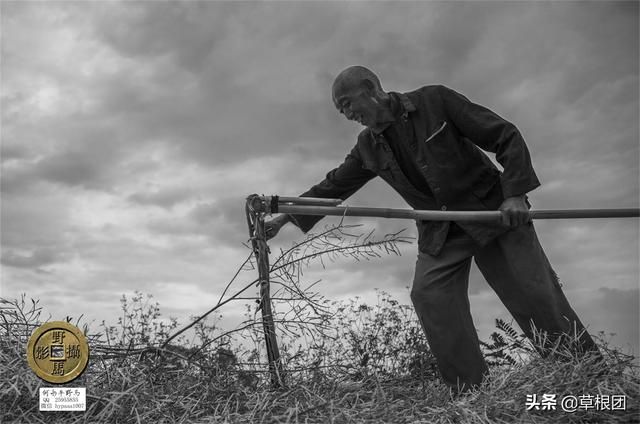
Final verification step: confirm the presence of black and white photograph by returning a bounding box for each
[1,1,638,422]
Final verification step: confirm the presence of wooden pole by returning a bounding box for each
[277,196,343,206]
[529,209,640,219]
[275,204,640,222]
[245,197,285,388]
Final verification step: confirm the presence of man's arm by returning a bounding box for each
[265,145,376,239]
[438,85,540,227]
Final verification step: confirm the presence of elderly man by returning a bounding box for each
[265,66,599,392]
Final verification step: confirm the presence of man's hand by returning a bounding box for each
[264,214,290,240]
[499,195,531,228]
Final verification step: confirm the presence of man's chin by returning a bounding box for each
[354,117,374,129]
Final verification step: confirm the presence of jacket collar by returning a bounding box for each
[370,92,417,142]
[395,91,417,116]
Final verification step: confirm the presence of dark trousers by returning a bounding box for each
[410,222,599,391]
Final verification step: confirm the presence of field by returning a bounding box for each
[1,226,638,423]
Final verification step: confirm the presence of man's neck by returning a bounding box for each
[369,95,396,134]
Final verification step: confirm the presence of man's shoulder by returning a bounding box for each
[397,85,451,118]
[404,84,445,93]
[401,84,449,100]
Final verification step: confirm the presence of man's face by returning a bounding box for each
[333,85,381,129]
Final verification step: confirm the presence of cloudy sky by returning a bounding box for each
[2,1,638,357]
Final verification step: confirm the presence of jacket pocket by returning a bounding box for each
[424,121,447,143]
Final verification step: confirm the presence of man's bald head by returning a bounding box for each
[332,66,386,104]
[331,65,393,130]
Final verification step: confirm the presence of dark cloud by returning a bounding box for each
[1,124,127,192]
[88,1,234,72]
[1,1,637,355]
[189,195,253,247]
[576,287,640,356]
[1,247,71,269]
[596,288,639,348]
[37,149,114,190]
[0,142,32,163]
[553,3,638,105]
[143,194,252,248]
[128,186,195,210]
[1,162,36,195]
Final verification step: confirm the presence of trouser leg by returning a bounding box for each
[473,222,600,357]
[410,236,488,391]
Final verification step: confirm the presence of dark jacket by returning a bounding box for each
[289,85,541,256]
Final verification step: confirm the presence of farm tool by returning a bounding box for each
[245,194,639,388]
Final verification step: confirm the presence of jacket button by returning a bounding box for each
[441,205,447,211]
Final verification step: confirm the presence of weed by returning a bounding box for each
[1,225,637,423]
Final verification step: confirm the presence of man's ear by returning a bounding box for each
[361,79,375,93]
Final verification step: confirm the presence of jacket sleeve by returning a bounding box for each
[437,85,541,198]
[287,144,376,233]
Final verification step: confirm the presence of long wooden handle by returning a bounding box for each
[277,204,640,222]
[529,209,640,219]
[277,196,343,206]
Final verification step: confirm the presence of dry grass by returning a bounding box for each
[1,292,638,424]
